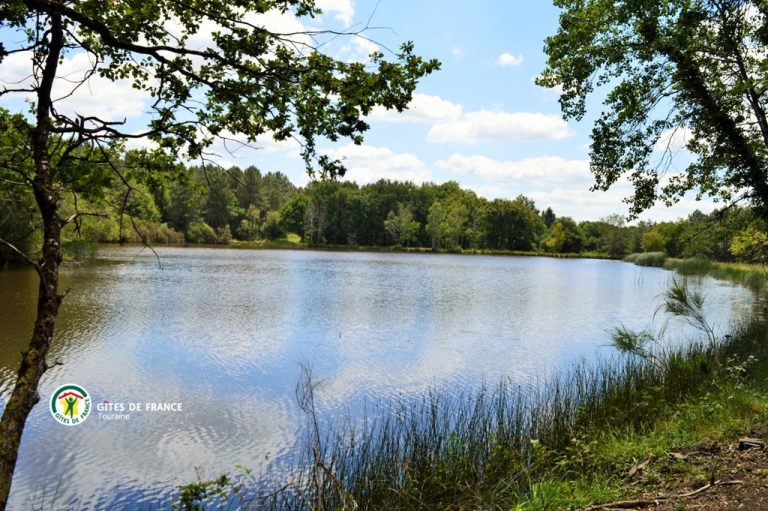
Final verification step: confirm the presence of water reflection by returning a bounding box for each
[0,247,756,509]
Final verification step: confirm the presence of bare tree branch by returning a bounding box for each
[0,238,46,285]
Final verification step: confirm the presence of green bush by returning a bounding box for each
[261,211,285,240]
[128,220,184,245]
[186,222,217,244]
[77,215,120,242]
[61,240,98,262]
[215,225,232,244]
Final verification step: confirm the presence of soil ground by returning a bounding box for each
[583,436,768,510]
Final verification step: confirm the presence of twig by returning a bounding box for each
[127,213,163,269]
[0,237,47,287]
[580,479,745,510]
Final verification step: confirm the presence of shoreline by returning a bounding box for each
[90,239,613,260]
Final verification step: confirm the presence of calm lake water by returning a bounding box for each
[0,247,756,509]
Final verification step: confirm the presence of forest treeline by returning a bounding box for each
[2,154,766,265]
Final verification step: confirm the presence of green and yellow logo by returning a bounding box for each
[50,384,91,426]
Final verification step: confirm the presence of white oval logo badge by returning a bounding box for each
[50,384,91,426]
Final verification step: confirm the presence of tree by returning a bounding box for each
[730,226,768,263]
[541,207,556,229]
[602,214,629,258]
[427,197,468,251]
[383,203,420,246]
[0,1,438,505]
[237,204,263,241]
[539,1,768,219]
[481,198,544,251]
[235,166,263,211]
[544,217,584,253]
[261,210,286,240]
[0,114,38,266]
[279,193,309,240]
[641,229,666,253]
[261,171,297,211]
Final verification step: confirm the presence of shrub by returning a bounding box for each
[186,222,217,244]
[215,225,232,244]
[61,240,98,261]
[261,211,286,240]
[128,220,184,244]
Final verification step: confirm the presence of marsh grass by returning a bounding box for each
[664,257,713,275]
[624,253,768,291]
[664,258,768,290]
[177,274,768,510]
[624,252,666,267]
[182,320,768,511]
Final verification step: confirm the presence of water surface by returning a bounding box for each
[0,247,755,508]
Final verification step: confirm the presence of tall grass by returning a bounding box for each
[189,319,768,511]
[623,253,768,291]
[664,257,768,290]
[664,256,713,275]
[176,271,768,510]
[623,252,666,267]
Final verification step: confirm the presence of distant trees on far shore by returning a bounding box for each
[2,158,765,265]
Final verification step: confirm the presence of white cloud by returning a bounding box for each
[0,51,33,85]
[496,52,524,67]
[352,36,380,58]
[436,154,590,186]
[451,46,464,58]
[324,144,432,184]
[473,185,509,198]
[162,9,314,57]
[0,51,149,121]
[337,35,380,62]
[528,185,718,222]
[0,52,149,121]
[204,130,301,163]
[654,126,693,152]
[371,95,572,144]
[436,152,718,221]
[56,53,149,120]
[428,111,572,144]
[370,93,463,123]
[243,10,314,49]
[123,135,158,151]
[528,186,632,220]
[434,153,647,220]
[315,0,355,26]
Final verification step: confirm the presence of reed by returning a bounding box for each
[217,320,768,510]
[623,252,666,267]
[664,257,768,290]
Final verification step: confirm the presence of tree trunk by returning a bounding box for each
[0,12,64,508]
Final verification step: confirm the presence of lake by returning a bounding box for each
[0,247,756,509]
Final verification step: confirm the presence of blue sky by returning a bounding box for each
[0,1,709,222]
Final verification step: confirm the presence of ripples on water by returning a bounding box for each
[0,247,756,509]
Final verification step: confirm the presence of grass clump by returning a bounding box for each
[665,256,713,275]
[624,252,666,267]
[663,257,768,290]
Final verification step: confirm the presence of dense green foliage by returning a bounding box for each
[539,0,768,219]
[5,141,768,263]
